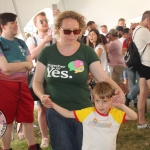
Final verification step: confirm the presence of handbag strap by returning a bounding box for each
[140,44,148,57]
[132,27,142,40]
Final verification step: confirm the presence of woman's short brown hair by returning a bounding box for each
[55,10,86,34]
[92,82,115,99]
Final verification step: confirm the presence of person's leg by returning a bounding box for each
[0,81,19,149]
[127,69,139,101]
[17,83,41,149]
[122,67,129,89]
[37,101,49,148]
[38,105,48,138]
[22,123,36,146]
[46,108,83,150]
[111,66,129,93]
[138,78,149,125]
[1,124,13,149]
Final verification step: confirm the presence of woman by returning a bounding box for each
[33,10,125,150]
[88,28,107,72]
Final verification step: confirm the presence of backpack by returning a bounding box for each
[124,27,147,72]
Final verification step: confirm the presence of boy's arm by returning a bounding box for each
[112,95,138,120]
[118,104,138,120]
[52,102,75,119]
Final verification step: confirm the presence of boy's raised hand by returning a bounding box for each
[111,95,124,108]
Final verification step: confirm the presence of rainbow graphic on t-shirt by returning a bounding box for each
[68,60,84,73]
[93,118,98,123]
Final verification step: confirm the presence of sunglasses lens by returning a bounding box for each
[73,29,81,35]
[63,30,72,35]
[40,19,48,24]
[62,28,81,35]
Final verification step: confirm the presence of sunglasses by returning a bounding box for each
[60,27,81,35]
[39,19,49,24]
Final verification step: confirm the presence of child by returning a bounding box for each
[50,82,137,150]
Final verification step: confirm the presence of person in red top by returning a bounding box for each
[122,34,132,55]
[123,23,139,109]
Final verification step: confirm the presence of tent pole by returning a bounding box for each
[12,0,26,41]
[62,0,66,10]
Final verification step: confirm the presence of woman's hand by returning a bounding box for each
[40,94,53,108]
[114,89,125,104]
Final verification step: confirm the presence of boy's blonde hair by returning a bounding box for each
[92,82,115,99]
[54,10,86,34]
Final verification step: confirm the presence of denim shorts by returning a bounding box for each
[122,67,128,79]
[46,108,83,150]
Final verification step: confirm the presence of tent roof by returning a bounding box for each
[0,0,150,30]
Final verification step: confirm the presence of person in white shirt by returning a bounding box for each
[26,11,52,148]
[100,25,108,36]
[133,10,150,129]
[88,28,107,72]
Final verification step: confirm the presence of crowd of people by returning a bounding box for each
[0,7,150,150]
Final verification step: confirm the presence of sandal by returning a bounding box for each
[40,138,49,148]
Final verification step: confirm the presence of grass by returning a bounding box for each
[0,106,150,150]
[0,110,52,150]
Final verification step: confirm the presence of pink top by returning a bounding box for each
[108,39,125,67]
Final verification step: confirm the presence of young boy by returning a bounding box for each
[50,82,137,150]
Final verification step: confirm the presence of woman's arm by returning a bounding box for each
[32,61,46,100]
[89,61,125,102]
[32,61,54,108]
[95,48,103,58]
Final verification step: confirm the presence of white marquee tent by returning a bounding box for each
[0,0,150,37]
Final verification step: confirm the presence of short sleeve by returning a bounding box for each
[109,108,126,124]
[26,36,35,46]
[83,44,99,66]
[37,46,49,66]
[74,107,95,122]
[95,44,104,53]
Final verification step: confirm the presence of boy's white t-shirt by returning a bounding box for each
[74,107,126,150]
[94,44,107,71]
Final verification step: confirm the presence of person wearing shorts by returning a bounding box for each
[26,11,54,148]
[133,11,150,129]
[0,13,42,150]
